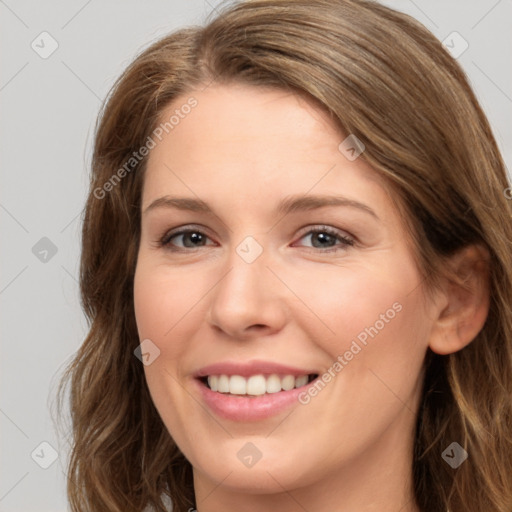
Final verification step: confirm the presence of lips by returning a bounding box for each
[193,360,320,421]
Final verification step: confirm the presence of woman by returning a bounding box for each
[56,0,512,510]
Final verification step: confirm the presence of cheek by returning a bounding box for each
[133,263,201,435]
[133,260,214,399]
[288,257,426,360]
[133,262,205,347]
[285,262,428,458]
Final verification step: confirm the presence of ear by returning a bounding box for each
[428,244,490,355]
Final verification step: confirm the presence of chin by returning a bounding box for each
[188,437,318,493]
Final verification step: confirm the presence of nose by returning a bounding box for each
[206,243,288,340]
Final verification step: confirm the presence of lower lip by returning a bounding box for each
[194,378,314,422]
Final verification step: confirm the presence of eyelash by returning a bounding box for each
[157,225,355,254]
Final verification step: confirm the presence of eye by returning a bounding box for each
[293,226,355,253]
[157,224,355,253]
[159,227,215,251]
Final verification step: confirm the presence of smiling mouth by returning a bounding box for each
[198,373,319,397]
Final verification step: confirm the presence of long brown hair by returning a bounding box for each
[55,0,512,510]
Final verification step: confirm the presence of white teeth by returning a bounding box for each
[229,375,246,395]
[266,374,282,393]
[281,375,295,391]
[295,375,309,388]
[218,375,230,393]
[208,375,218,392]
[247,375,267,395]
[206,373,312,396]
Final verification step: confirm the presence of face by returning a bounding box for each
[133,83,435,497]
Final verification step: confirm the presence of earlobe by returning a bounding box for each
[428,244,490,356]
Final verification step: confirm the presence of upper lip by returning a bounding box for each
[194,360,318,378]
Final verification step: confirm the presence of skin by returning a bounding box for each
[133,83,489,512]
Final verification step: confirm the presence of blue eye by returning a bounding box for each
[160,229,214,249]
[295,226,354,252]
[158,225,354,253]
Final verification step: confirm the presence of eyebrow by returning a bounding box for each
[143,194,379,220]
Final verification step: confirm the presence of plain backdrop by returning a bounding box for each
[1,0,511,510]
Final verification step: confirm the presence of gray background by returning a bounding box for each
[1,1,511,510]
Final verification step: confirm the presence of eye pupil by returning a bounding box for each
[312,232,335,248]
[184,232,204,247]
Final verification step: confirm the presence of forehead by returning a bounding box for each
[141,83,392,218]
[157,84,338,152]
